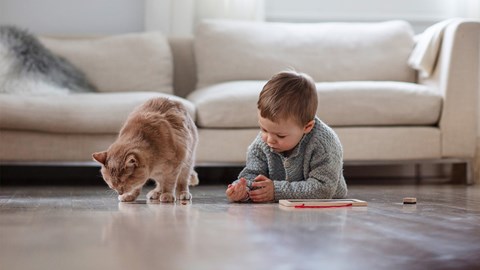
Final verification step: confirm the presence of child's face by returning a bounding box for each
[258,111,314,154]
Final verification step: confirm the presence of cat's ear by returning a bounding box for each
[125,154,138,169]
[92,151,107,165]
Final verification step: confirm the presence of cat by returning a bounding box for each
[92,97,198,202]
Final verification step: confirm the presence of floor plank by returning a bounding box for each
[0,185,479,270]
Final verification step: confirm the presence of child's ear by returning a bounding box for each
[303,120,315,133]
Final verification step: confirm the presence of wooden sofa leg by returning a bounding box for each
[451,161,473,185]
[466,160,474,185]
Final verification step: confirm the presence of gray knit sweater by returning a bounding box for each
[237,117,347,201]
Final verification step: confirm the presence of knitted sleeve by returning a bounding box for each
[235,135,269,188]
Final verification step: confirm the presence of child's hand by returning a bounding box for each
[249,175,274,202]
[225,178,249,202]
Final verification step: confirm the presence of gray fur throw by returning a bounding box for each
[0,25,96,95]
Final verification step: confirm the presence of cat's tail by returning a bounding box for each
[189,171,199,186]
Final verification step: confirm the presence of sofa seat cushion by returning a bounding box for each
[39,32,174,94]
[195,20,415,88]
[187,81,442,128]
[0,92,195,133]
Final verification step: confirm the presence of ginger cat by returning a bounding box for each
[92,97,198,202]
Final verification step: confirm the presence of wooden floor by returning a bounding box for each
[1,184,479,270]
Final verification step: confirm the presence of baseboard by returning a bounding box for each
[0,163,456,186]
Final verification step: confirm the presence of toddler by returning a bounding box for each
[226,71,347,202]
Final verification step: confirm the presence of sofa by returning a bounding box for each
[0,19,479,183]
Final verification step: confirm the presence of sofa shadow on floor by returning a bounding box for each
[0,164,461,186]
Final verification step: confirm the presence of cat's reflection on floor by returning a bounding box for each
[100,198,199,266]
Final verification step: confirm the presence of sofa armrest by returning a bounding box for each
[419,20,480,158]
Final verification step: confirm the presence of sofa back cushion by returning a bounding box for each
[187,81,442,128]
[40,32,173,94]
[195,20,416,88]
[0,92,195,134]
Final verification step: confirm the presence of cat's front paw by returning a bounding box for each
[147,190,161,201]
[118,193,138,202]
[179,191,192,200]
[160,192,175,202]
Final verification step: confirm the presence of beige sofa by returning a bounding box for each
[0,19,478,183]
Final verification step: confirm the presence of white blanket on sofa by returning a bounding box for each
[408,18,461,78]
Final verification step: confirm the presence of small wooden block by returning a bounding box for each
[403,197,417,204]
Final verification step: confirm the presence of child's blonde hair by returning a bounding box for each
[257,71,318,127]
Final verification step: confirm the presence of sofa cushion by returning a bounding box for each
[187,81,442,128]
[39,32,173,94]
[0,93,195,133]
[195,20,415,88]
[188,81,260,128]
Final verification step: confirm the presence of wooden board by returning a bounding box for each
[279,199,367,208]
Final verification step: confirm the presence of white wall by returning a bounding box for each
[266,0,479,32]
[0,0,145,35]
[144,0,195,36]
[145,0,264,36]
[0,0,264,36]
[1,0,477,34]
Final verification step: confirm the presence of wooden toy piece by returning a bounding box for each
[403,197,417,204]
[279,199,367,208]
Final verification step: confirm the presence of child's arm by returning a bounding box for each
[234,136,269,188]
[227,135,271,202]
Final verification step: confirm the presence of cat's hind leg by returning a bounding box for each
[176,167,193,200]
[189,171,199,186]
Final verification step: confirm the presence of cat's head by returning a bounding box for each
[92,150,148,195]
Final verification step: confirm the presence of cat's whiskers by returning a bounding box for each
[104,189,117,198]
